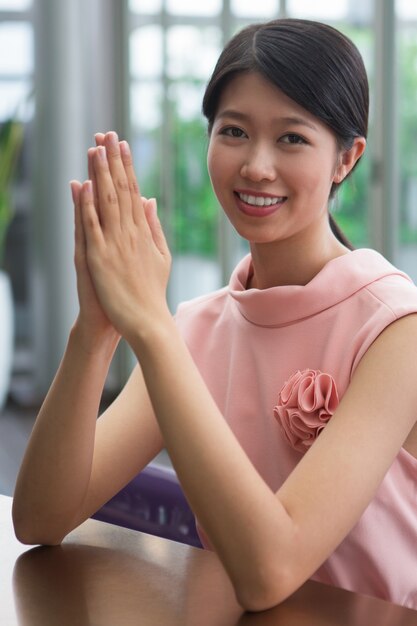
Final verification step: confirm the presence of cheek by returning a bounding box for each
[207,148,225,206]
[206,145,215,182]
[294,155,335,196]
[207,143,220,185]
[207,144,232,195]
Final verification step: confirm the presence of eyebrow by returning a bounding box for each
[216,110,318,131]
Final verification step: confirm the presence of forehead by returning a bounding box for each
[215,71,323,130]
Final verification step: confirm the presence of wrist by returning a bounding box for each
[70,318,120,359]
[127,308,176,357]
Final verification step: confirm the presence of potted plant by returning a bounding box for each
[0,118,24,410]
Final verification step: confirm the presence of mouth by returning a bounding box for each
[234,191,287,217]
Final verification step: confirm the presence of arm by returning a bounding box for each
[12,344,164,546]
[78,132,417,611]
[12,146,164,546]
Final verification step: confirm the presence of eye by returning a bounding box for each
[280,133,307,145]
[220,126,247,139]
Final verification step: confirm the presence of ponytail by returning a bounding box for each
[329,213,354,250]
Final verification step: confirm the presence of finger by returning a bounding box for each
[95,132,105,146]
[79,180,105,249]
[119,140,144,226]
[92,133,106,213]
[87,147,100,218]
[103,132,133,228]
[143,198,171,258]
[70,179,85,255]
[92,146,122,232]
[70,179,82,206]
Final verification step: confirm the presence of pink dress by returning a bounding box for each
[175,249,417,609]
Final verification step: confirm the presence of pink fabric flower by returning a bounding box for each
[274,369,339,453]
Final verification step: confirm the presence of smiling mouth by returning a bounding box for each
[236,192,287,207]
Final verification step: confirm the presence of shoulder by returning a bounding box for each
[365,312,417,358]
[346,313,417,428]
[335,250,417,372]
[364,271,417,316]
[175,286,229,328]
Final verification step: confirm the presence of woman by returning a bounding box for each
[13,19,417,611]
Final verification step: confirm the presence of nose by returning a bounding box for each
[240,146,277,182]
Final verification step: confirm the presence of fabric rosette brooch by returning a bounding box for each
[274,369,339,453]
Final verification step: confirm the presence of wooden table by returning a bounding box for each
[1,495,416,625]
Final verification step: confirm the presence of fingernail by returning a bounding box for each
[120,141,131,156]
[108,131,119,147]
[97,146,107,161]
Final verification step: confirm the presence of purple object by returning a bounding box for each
[92,464,202,548]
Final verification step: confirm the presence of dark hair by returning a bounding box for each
[202,19,369,250]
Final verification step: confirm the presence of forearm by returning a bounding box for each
[12,323,118,545]
[131,318,296,609]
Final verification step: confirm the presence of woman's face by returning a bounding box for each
[207,72,347,247]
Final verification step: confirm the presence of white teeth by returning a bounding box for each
[238,193,283,207]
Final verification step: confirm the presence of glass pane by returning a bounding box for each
[130,131,160,198]
[398,27,417,281]
[166,0,221,17]
[287,0,348,20]
[130,26,163,78]
[169,84,220,306]
[0,81,31,120]
[130,81,162,130]
[397,0,417,20]
[0,0,31,9]
[169,81,205,121]
[231,0,278,18]
[167,26,220,80]
[168,83,217,256]
[0,22,33,75]
[129,0,162,13]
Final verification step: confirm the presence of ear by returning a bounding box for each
[333,137,367,184]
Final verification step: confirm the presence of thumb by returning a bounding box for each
[144,198,170,258]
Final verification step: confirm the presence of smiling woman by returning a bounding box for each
[206,72,365,266]
[12,17,417,614]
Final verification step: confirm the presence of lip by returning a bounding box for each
[235,188,285,199]
[233,191,287,217]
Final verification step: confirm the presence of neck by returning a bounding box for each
[248,221,349,290]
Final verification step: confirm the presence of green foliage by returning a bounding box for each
[328,26,417,248]
[143,110,218,257]
[0,119,23,267]
[399,34,417,181]
[332,155,370,248]
[171,115,217,256]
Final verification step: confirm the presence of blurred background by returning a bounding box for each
[0,0,416,494]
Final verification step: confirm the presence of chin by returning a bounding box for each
[230,223,286,245]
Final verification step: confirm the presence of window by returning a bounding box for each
[397,1,417,281]
[0,2,34,348]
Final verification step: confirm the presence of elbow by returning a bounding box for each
[12,504,66,547]
[13,520,64,547]
[14,527,63,547]
[233,561,299,613]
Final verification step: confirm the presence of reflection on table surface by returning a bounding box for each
[2,496,417,625]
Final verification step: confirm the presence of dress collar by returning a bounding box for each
[228,249,410,327]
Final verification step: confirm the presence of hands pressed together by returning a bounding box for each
[70,132,172,351]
